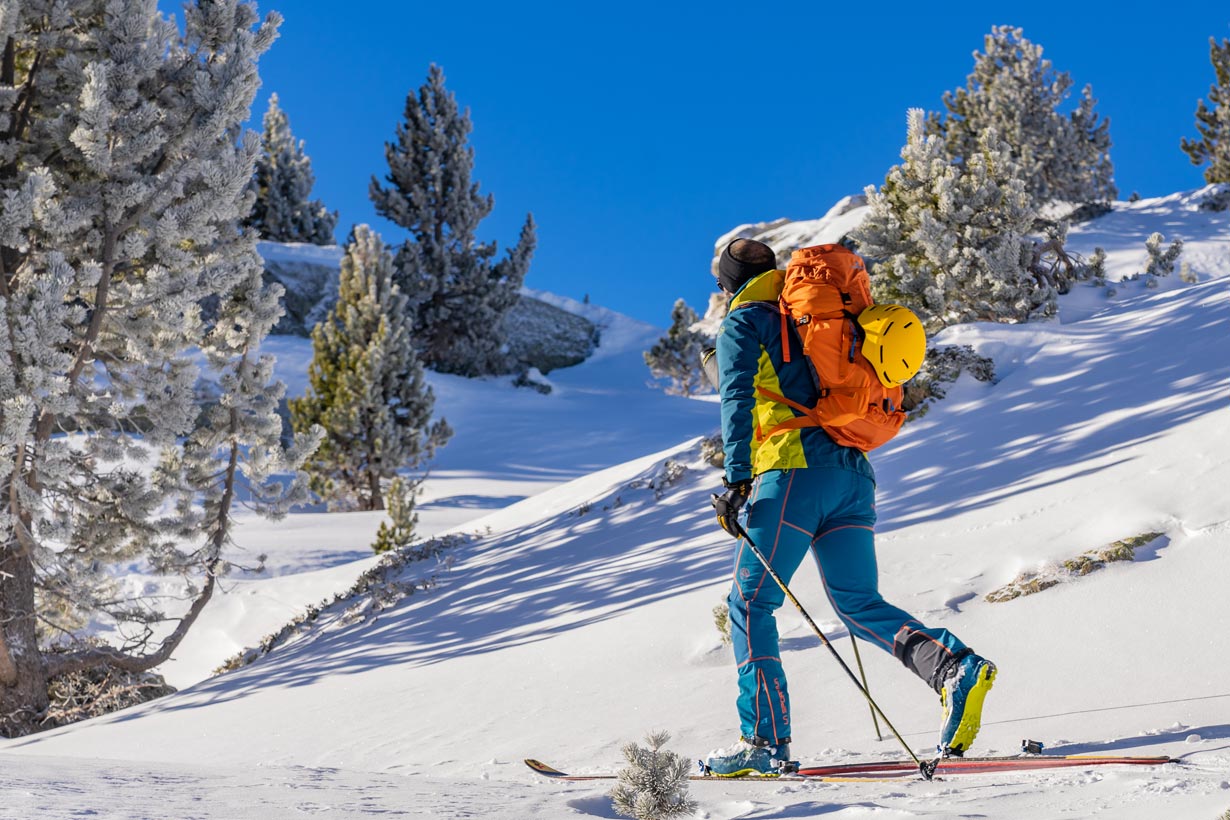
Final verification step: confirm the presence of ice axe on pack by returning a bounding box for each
[716,508,940,780]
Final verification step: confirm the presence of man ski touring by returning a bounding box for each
[703,238,997,777]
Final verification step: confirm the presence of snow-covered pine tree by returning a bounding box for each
[1144,232,1183,278]
[289,225,451,511]
[371,476,420,554]
[0,0,321,737]
[853,109,1041,331]
[369,64,536,377]
[610,731,697,820]
[644,299,710,397]
[248,93,338,244]
[928,26,1116,207]
[91,209,324,680]
[1181,37,1230,184]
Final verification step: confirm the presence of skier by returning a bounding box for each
[704,238,996,777]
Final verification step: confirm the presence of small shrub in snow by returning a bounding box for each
[512,367,553,394]
[215,532,471,674]
[1144,233,1184,278]
[610,731,697,820]
[1180,262,1200,284]
[653,461,689,498]
[698,434,725,470]
[42,639,177,729]
[1028,222,1085,295]
[901,346,997,420]
[372,477,422,555]
[985,532,1164,602]
[1083,247,1108,286]
[645,299,712,397]
[1198,184,1230,212]
[713,602,732,646]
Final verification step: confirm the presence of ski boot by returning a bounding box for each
[938,653,997,756]
[704,736,793,777]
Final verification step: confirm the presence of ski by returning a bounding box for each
[797,754,1177,777]
[526,754,1177,782]
[523,758,898,783]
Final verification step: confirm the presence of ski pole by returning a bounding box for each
[850,636,883,742]
[728,517,938,780]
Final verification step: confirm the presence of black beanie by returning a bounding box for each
[718,239,776,294]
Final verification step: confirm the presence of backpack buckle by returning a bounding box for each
[795,315,811,326]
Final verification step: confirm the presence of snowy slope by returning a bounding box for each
[3,192,1230,820]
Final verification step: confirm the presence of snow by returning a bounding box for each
[255,240,345,268]
[3,191,1230,818]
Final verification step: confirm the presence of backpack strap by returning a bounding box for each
[780,299,792,364]
[755,385,871,442]
[754,387,822,442]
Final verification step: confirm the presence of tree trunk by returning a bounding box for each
[0,532,50,737]
[368,461,384,511]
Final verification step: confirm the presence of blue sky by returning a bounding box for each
[174,2,1230,325]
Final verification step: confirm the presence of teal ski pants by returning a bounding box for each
[727,467,967,746]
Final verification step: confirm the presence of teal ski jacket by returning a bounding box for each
[717,269,875,486]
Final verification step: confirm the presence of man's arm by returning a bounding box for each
[716,309,763,484]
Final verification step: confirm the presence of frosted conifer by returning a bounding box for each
[610,731,697,820]
[0,0,321,737]
[248,93,338,244]
[1181,37,1230,184]
[289,226,451,511]
[371,476,421,554]
[644,299,710,396]
[1144,232,1183,278]
[370,64,535,377]
[853,110,1041,331]
[929,26,1115,206]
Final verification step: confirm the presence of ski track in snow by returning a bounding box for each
[3,191,1230,819]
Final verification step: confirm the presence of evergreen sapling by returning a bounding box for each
[610,731,698,820]
[644,299,710,396]
[372,476,422,554]
[1144,232,1184,279]
[290,226,451,511]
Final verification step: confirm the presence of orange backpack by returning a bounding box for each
[755,244,906,452]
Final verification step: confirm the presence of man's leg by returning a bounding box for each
[727,469,816,746]
[806,469,969,691]
[805,469,996,755]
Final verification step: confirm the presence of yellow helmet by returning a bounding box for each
[858,304,926,388]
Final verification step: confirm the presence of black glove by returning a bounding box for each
[712,478,752,537]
